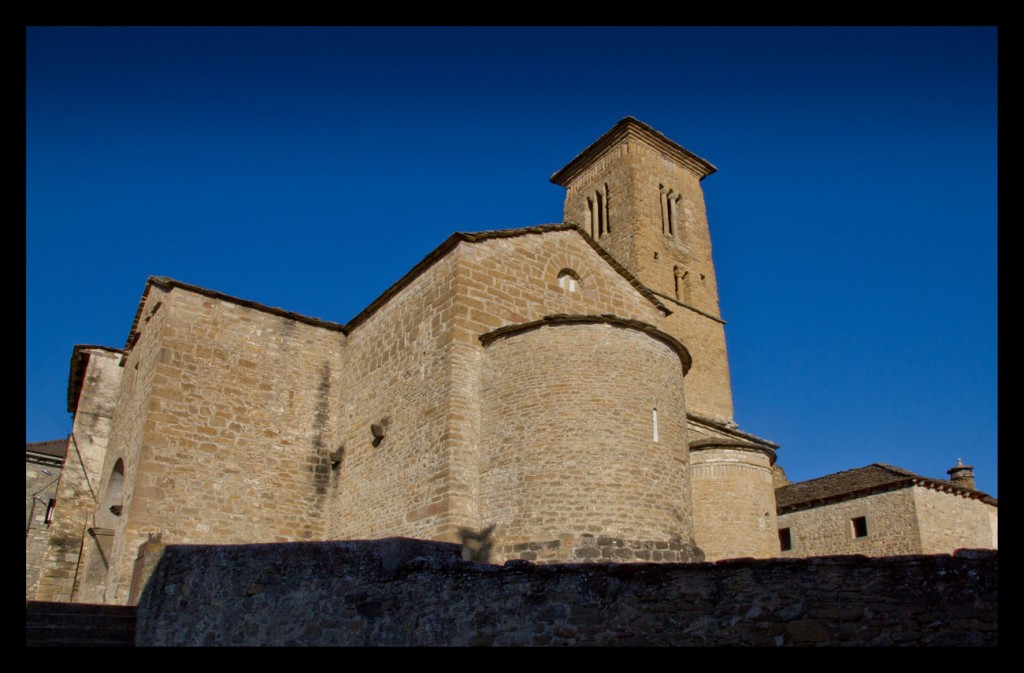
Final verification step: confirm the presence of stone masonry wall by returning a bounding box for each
[327,253,465,543]
[480,321,696,563]
[135,538,998,646]
[661,305,733,422]
[84,285,171,603]
[456,230,666,329]
[97,284,346,603]
[26,452,64,597]
[912,487,997,553]
[443,231,681,543]
[690,447,779,561]
[328,230,673,548]
[35,349,122,603]
[562,138,733,422]
[777,488,923,557]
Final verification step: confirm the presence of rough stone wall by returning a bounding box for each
[480,321,696,563]
[95,285,345,603]
[35,349,121,603]
[328,231,677,548]
[661,306,733,422]
[561,138,733,422]
[563,143,642,273]
[690,447,779,561]
[777,487,923,557]
[912,487,997,553]
[80,286,171,603]
[26,452,64,596]
[446,231,679,548]
[988,506,998,549]
[135,539,998,646]
[456,230,666,328]
[327,253,466,544]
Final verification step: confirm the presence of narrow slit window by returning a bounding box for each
[659,185,681,236]
[587,186,609,238]
[44,498,56,525]
[603,183,611,233]
[652,408,659,442]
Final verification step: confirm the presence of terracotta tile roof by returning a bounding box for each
[776,463,996,511]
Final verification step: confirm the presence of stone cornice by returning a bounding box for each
[687,413,780,450]
[550,116,717,187]
[689,437,777,465]
[479,313,692,375]
[649,290,726,324]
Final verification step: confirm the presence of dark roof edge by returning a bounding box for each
[689,437,777,465]
[26,439,69,459]
[778,463,998,512]
[687,413,780,450]
[550,116,717,187]
[571,225,671,315]
[119,224,669,356]
[479,313,692,375]
[345,223,670,335]
[778,477,916,513]
[649,290,725,324]
[124,276,347,354]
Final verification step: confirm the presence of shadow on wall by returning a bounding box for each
[459,524,495,563]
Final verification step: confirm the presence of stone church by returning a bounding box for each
[31,118,997,606]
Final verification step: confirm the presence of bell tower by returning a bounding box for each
[551,117,734,423]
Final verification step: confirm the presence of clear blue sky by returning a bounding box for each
[26,27,998,496]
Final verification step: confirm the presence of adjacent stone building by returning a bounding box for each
[776,463,997,557]
[31,117,997,605]
[26,440,66,595]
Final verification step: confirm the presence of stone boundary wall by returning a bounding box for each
[135,539,996,646]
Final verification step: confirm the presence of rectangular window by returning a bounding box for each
[778,527,792,551]
[851,516,868,538]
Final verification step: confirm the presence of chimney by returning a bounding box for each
[946,457,976,490]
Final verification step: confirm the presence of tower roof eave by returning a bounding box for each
[550,116,717,187]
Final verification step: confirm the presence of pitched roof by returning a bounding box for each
[26,439,67,460]
[550,116,717,187]
[119,225,671,356]
[124,276,346,352]
[346,224,670,333]
[776,463,997,511]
